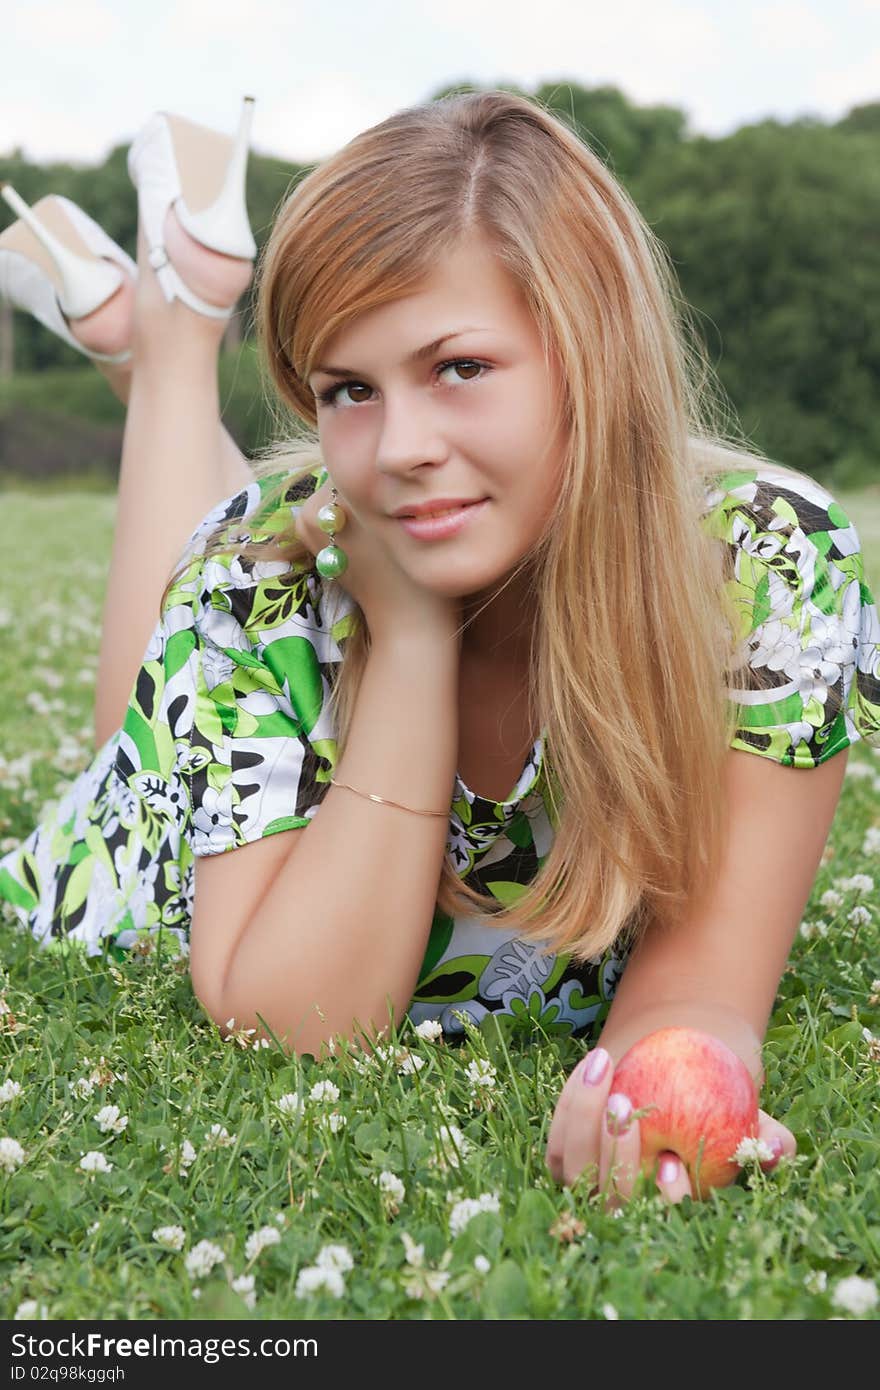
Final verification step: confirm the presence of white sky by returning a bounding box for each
[4,0,879,166]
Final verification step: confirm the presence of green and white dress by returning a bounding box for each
[1,463,878,1039]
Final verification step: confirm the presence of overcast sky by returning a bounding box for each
[4,0,879,167]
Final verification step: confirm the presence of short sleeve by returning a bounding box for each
[138,473,358,857]
[708,466,880,768]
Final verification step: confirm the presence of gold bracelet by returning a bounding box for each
[328,776,448,818]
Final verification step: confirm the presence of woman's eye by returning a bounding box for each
[436,361,483,383]
[315,380,369,405]
[317,359,488,409]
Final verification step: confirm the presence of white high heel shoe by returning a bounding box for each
[0,187,136,364]
[127,95,257,320]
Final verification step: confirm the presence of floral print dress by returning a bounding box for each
[1,462,878,1039]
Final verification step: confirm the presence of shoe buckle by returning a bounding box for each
[148,245,169,271]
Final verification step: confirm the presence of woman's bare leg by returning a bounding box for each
[87,213,255,748]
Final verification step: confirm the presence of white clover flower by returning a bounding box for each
[295,1265,345,1299]
[798,921,816,941]
[602,1303,619,1320]
[831,1275,878,1315]
[315,1243,354,1273]
[431,1123,473,1171]
[474,1255,491,1275]
[400,1232,424,1267]
[85,1057,120,1088]
[847,905,872,927]
[402,1251,453,1301]
[252,1038,270,1050]
[231,1273,256,1308]
[70,1077,96,1100]
[0,1080,22,1104]
[204,1124,235,1149]
[376,1170,406,1210]
[323,1111,347,1133]
[804,1269,828,1294]
[152,1225,186,1252]
[448,1192,501,1236]
[731,1136,775,1165]
[276,1093,302,1116]
[837,874,874,895]
[180,1139,197,1168]
[861,827,880,855]
[465,1058,497,1089]
[79,1151,112,1175]
[222,1018,259,1049]
[378,1170,406,1199]
[414,1019,444,1042]
[244,1226,282,1262]
[309,1080,340,1104]
[819,889,843,911]
[13,1300,48,1320]
[397,1051,426,1074]
[94,1104,128,1136]
[184,1240,226,1279]
[411,1269,451,1298]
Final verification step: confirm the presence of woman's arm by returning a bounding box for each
[596,745,849,1075]
[546,744,850,1195]
[189,629,460,1058]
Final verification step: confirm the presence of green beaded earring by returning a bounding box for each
[315,487,349,579]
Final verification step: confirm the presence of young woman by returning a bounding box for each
[1,91,877,1205]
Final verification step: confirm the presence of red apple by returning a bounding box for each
[610,1026,759,1196]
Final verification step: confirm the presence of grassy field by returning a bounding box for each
[0,485,878,1321]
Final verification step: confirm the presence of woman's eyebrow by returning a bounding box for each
[311,328,487,378]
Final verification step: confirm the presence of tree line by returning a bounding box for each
[1,79,878,487]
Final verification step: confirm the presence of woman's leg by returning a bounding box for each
[87,213,255,749]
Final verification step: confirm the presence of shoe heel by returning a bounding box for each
[0,183,123,321]
[174,95,257,260]
[127,96,256,320]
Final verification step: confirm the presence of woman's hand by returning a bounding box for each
[295,478,463,647]
[544,1043,797,1207]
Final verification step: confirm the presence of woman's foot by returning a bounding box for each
[66,271,136,358]
[131,204,253,364]
[73,206,253,403]
[0,189,138,400]
[162,203,253,310]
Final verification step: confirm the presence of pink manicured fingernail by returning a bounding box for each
[659,1155,681,1184]
[605,1092,632,1134]
[765,1137,784,1165]
[581,1047,611,1086]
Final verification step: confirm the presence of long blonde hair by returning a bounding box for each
[170,89,786,964]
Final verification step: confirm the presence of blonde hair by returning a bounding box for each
[167,89,787,964]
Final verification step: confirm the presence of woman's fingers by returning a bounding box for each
[756,1108,797,1170]
[597,1092,642,1208]
[546,1054,702,1209]
[653,1149,693,1204]
[545,1046,614,1188]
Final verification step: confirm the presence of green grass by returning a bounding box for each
[0,488,878,1321]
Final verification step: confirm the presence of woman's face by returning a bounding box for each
[308,234,567,628]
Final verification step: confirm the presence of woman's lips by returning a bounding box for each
[397,498,489,540]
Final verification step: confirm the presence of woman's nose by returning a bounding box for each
[375,393,448,474]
